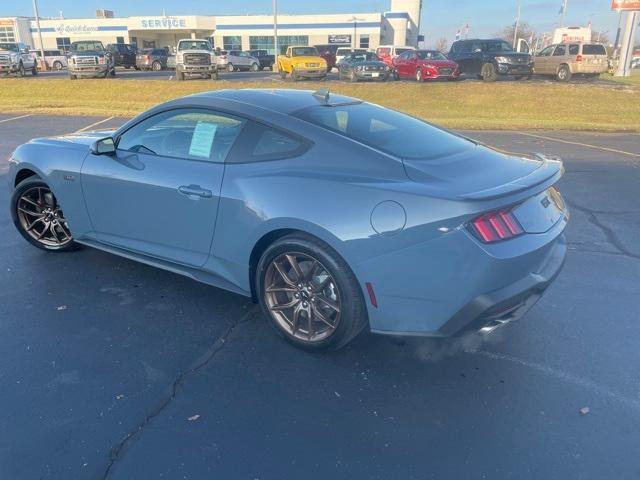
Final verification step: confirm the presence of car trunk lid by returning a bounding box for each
[402,144,563,201]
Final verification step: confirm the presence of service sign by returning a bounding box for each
[140,17,187,29]
[611,0,640,10]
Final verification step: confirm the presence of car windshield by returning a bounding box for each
[291,47,319,56]
[178,41,211,51]
[295,102,474,160]
[351,52,381,62]
[0,43,19,52]
[417,51,447,60]
[71,41,104,52]
[484,40,514,52]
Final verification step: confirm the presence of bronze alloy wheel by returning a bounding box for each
[263,252,341,343]
[16,185,73,248]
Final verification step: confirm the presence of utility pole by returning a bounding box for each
[273,0,278,71]
[513,0,521,49]
[32,0,46,70]
[348,16,364,50]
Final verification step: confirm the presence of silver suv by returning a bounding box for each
[0,42,37,76]
[534,43,608,81]
[67,40,115,79]
[216,50,260,72]
[175,39,218,81]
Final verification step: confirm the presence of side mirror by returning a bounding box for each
[90,137,116,155]
[474,48,482,53]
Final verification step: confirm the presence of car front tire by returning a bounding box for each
[53,61,63,70]
[256,233,368,351]
[227,63,234,72]
[481,63,497,82]
[557,65,571,82]
[11,178,78,252]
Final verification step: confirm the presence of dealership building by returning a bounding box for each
[1,0,421,53]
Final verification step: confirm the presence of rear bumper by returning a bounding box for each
[370,233,567,337]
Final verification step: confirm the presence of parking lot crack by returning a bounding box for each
[100,305,258,480]
[565,199,640,261]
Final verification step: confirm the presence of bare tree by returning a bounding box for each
[434,37,448,53]
[591,31,610,45]
[495,22,535,45]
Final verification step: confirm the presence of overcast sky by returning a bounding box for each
[7,0,637,46]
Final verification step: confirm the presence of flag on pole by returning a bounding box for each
[558,0,567,15]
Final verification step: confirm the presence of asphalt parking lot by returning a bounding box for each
[1,113,639,479]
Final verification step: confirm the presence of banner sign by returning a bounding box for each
[140,18,187,29]
[612,0,640,10]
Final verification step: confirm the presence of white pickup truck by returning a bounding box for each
[175,39,218,81]
[0,42,37,76]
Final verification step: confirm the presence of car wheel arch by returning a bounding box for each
[14,168,41,188]
[247,225,348,303]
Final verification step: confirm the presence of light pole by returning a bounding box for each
[32,0,46,70]
[512,0,521,49]
[347,16,364,50]
[273,0,278,71]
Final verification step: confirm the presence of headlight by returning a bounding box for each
[177,54,184,63]
[495,56,509,63]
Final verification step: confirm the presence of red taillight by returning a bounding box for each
[145,55,151,61]
[470,208,524,243]
[220,54,227,59]
[576,54,583,62]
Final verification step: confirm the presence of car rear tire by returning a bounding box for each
[556,65,571,82]
[227,63,234,72]
[251,62,259,71]
[31,65,38,76]
[210,71,219,80]
[481,63,497,82]
[18,62,25,77]
[11,178,79,252]
[392,69,399,80]
[256,233,368,351]
[415,68,424,82]
[53,61,63,71]
[152,61,162,71]
[350,70,358,82]
[278,65,287,79]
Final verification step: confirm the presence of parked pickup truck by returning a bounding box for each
[175,39,218,80]
[67,40,115,79]
[0,42,37,76]
[277,46,327,80]
[248,49,275,70]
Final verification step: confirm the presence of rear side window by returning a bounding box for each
[553,45,567,56]
[569,44,579,55]
[295,102,474,160]
[227,121,311,163]
[582,44,606,55]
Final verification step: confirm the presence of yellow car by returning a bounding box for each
[278,46,327,80]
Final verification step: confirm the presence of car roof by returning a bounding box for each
[186,89,360,115]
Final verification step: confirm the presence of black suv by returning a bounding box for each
[247,49,275,70]
[448,39,533,81]
[106,43,138,69]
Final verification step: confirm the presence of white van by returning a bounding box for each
[335,47,367,64]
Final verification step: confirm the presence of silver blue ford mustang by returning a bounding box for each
[8,89,568,351]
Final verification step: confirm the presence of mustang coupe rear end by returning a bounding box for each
[8,89,568,351]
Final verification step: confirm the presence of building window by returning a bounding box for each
[223,36,242,51]
[130,36,138,47]
[248,35,308,55]
[56,37,71,53]
[359,34,370,49]
[0,26,16,43]
[116,36,125,44]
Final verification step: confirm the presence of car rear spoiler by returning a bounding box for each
[459,154,564,200]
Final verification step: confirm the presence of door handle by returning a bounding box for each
[178,185,213,198]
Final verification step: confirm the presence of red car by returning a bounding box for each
[392,50,460,82]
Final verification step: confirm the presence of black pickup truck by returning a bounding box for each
[448,38,533,81]
[247,49,275,70]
